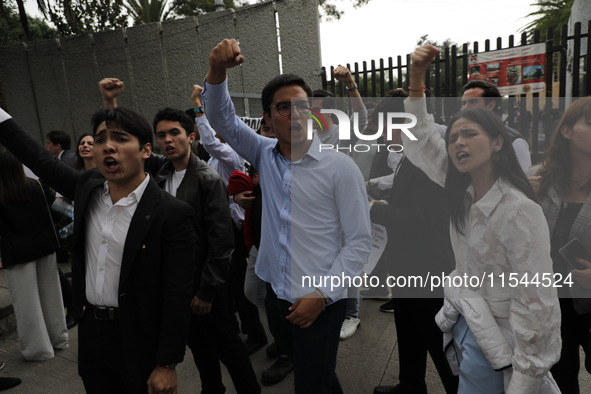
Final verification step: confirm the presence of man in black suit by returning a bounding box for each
[45,129,77,167]
[0,106,196,394]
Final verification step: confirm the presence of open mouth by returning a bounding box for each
[104,157,119,172]
[456,152,469,163]
[165,146,175,153]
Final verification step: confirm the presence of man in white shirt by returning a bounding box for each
[0,105,196,394]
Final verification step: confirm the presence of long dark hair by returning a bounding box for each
[538,97,591,196]
[75,133,93,171]
[0,145,34,205]
[444,108,536,232]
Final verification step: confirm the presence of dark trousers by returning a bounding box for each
[551,298,591,394]
[78,310,150,394]
[187,286,260,394]
[228,226,264,337]
[393,298,458,394]
[265,285,346,394]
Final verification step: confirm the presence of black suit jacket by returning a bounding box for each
[154,153,234,302]
[0,118,196,378]
[370,157,454,298]
[59,149,77,167]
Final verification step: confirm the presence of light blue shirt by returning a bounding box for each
[202,80,372,303]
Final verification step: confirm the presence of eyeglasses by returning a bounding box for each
[273,101,312,117]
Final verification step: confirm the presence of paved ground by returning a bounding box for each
[0,265,589,393]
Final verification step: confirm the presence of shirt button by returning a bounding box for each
[283,184,288,188]
[283,205,287,209]
[101,240,107,244]
[98,267,104,272]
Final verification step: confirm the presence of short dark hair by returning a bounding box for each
[153,108,195,137]
[261,74,312,116]
[46,130,71,150]
[463,80,501,111]
[312,89,335,109]
[91,107,153,149]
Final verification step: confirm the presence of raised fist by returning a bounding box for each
[191,84,204,107]
[410,45,440,77]
[333,65,354,84]
[209,39,245,70]
[98,78,124,101]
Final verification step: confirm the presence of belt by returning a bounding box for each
[89,305,119,320]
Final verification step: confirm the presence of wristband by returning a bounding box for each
[407,85,431,93]
[345,83,358,92]
[194,106,205,114]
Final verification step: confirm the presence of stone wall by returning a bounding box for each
[0,0,321,142]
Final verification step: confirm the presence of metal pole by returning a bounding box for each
[214,0,225,11]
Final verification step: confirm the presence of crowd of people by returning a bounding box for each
[0,39,590,394]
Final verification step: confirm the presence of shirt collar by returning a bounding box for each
[272,134,322,162]
[468,178,509,218]
[101,173,151,205]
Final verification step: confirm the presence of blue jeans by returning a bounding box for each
[452,315,504,394]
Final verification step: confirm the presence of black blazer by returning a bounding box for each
[154,153,234,302]
[60,149,77,167]
[0,180,59,267]
[0,118,197,377]
[370,157,454,297]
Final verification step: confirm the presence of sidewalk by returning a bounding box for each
[0,267,588,393]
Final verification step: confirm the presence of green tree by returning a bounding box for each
[46,0,128,36]
[521,0,575,40]
[172,0,373,20]
[0,0,49,40]
[125,0,172,24]
[171,0,243,17]
[319,0,371,21]
[0,2,57,44]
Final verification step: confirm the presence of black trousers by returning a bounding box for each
[228,226,265,337]
[393,298,458,394]
[187,285,260,394]
[78,310,150,394]
[265,285,346,394]
[551,298,591,394]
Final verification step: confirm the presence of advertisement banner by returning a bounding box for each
[469,43,546,95]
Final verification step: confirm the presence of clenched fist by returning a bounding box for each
[206,39,245,85]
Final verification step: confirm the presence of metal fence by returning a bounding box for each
[321,21,591,162]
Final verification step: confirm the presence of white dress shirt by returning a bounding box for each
[85,174,150,307]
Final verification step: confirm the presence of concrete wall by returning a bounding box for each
[0,0,321,142]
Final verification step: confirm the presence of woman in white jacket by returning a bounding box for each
[402,45,561,394]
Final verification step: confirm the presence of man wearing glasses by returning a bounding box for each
[202,39,372,393]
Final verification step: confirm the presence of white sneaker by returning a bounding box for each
[339,316,360,340]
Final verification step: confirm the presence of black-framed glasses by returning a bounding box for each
[273,101,312,117]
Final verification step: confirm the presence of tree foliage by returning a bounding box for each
[46,0,128,36]
[125,0,172,24]
[521,0,574,40]
[0,0,49,40]
[318,0,372,21]
[172,0,373,20]
[0,2,57,45]
[171,0,243,17]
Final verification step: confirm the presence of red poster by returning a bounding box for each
[469,43,546,95]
